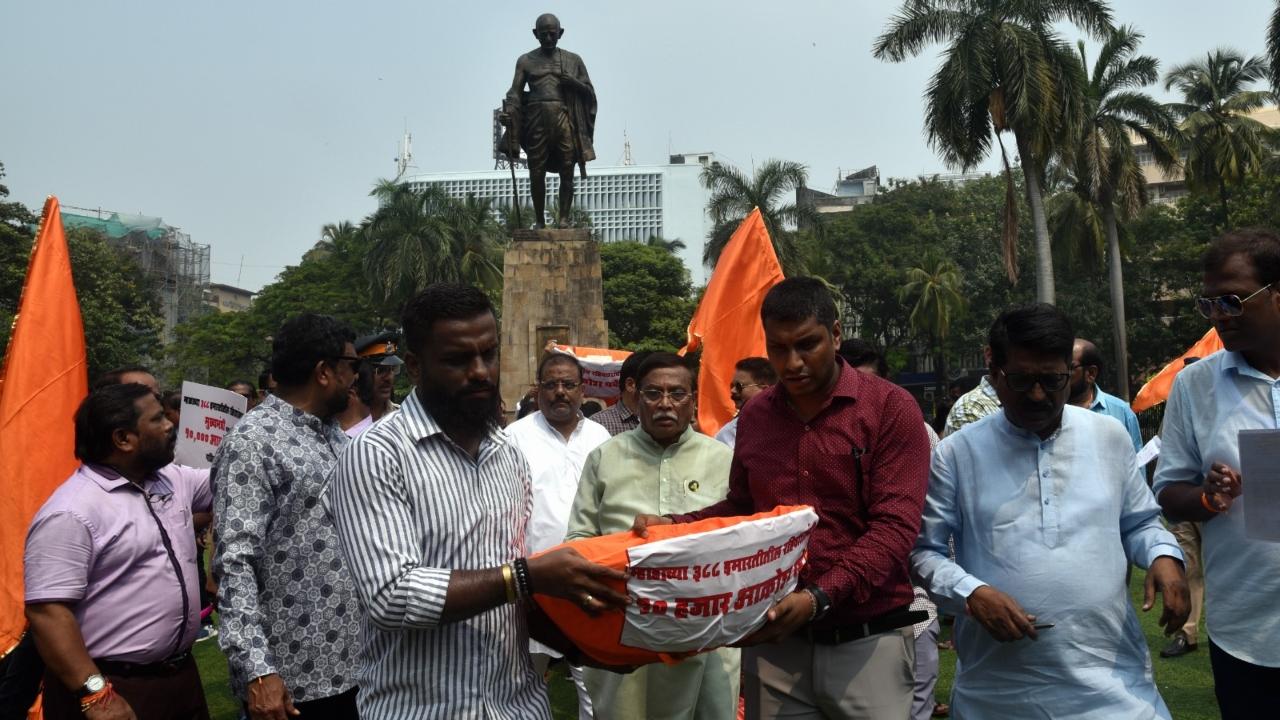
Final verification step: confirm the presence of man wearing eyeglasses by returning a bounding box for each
[566,352,739,720]
[1154,228,1280,719]
[506,352,610,720]
[213,314,364,719]
[714,357,777,449]
[913,303,1188,719]
[356,331,404,421]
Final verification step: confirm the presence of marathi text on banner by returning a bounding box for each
[621,506,819,653]
[174,381,248,468]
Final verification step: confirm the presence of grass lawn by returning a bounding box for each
[195,569,1218,719]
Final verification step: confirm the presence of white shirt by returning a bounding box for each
[506,411,611,555]
[1153,350,1280,666]
[713,416,738,448]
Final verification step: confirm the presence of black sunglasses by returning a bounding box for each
[997,369,1070,393]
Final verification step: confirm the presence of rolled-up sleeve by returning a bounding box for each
[325,436,450,631]
[912,443,987,615]
[211,436,277,685]
[25,512,94,603]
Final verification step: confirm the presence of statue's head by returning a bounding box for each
[533,13,563,50]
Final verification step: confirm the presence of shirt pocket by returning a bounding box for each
[811,453,866,521]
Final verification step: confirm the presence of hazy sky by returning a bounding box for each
[2,1,1273,291]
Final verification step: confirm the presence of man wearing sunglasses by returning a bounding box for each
[567,352,739,720]
[506,352,610,720]
[913,303,1188,719]
[213,314,364,719]
[1154,228,1280,719]
[714,356,777,449]
[356,331,404,421]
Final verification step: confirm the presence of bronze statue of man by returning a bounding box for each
[500,13,596,229]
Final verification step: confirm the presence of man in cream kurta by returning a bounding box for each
[565,353,740,720]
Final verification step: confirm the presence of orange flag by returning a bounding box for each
[1131,328,1223,413]
[0,197,88,657]
[681,209,784,436]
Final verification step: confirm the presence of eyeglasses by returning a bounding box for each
[997,369,1070,393]
[538,379,581,392]
[1196,282,1274,319]
[639,387,692,404]
[329,356,362,373]
[729,382,769,393]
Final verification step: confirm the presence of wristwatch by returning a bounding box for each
[78,673,106,698]
[805,585,832,621]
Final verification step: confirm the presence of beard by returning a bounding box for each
[420,380,501,435]
[1068,377,1089,402]
[325,386,352,418]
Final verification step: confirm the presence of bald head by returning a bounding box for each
[533,13,563,49]
[1069,338,1103,404]
[535,13,560,29]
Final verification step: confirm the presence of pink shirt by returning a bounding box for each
[25,463,212,662]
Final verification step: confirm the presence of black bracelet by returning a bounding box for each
[513,557,534,598]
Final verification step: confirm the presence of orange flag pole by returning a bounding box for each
[1130,328,1223,413]
[0,196,88,660]
[680,209,784,436]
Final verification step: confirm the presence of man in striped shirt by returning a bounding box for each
[326,283,630,720]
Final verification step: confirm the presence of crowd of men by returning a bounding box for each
[6,227,1279,719]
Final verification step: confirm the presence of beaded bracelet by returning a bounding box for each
[513,557,534,598]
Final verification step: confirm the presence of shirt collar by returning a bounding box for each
[1222,351,1280,383]
[533,410,586,442]
[635,424,696,452]
[979,375,999,399]
[399,388,508,449]
[81,463,172,494]
[1088,384,1110,412]
[260,393,342,438]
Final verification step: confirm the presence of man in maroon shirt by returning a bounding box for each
[634,277,932,719]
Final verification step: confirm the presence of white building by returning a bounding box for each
[400,152,718,285]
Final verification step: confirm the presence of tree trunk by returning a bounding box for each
[1016,133,1055,304]
[1102,201,1130,401]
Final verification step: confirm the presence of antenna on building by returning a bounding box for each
[621,128,634,166]
[393,124,414,181]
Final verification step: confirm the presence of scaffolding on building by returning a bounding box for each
[61,206,211,343]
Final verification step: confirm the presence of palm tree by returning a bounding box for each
[700,159,823,275]
[646,235,687,253]
[1164,49,1276,226]
[362,182,506,312]
[898,254,967,397]
[1269,1,1280,95]
[873,0,1114,304]
[1051,27,1179,400]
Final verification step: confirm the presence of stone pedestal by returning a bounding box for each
[500,228,609,411]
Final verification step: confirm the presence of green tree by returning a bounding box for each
[873,0,1114,304]
[700,159,823,275]
[364,182,506,314]
[1164,48,1277,227]
[599,241,696,351]
[1050,26,1179,399]
[899,253,967,395]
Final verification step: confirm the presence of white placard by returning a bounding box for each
[621,507,819,653]
[1240,429,1280,542]
[174,381,248,468]
[1136,436,1162,467]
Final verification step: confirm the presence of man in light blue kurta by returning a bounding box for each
[913,304,1187,720]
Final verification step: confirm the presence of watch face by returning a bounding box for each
[83,674,106,694]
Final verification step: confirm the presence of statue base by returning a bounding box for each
[499,228,609,413]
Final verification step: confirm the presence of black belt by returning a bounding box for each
[805,608,929,645]
[95,651,192,678]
